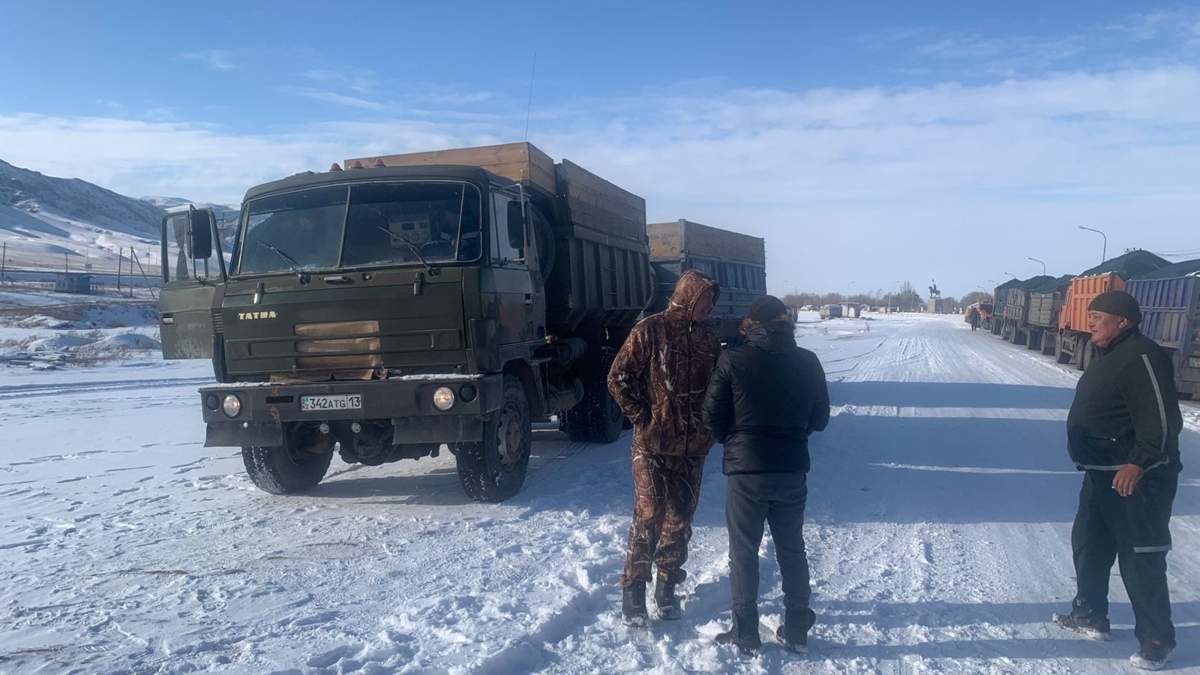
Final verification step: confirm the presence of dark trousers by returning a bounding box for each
[726,472,810,639]
[1072,469,1178,647]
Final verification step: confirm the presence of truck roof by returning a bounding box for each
[242,164,508,203]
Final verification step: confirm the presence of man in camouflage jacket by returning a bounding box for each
[608,269,721,623]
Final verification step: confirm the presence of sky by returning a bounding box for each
[1,1,1199,297]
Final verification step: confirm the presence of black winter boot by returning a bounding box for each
[654,578,682,620]
[622,582,648,626]
[1051,611,1111,641]
[715,613,761,654]
[776,608,816,653]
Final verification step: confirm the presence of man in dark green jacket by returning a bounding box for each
[1052,291,1183,671]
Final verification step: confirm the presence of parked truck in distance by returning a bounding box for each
[1126,259,1200,398]
[999,275,1053,345]
[1023,275,1074,355]
[158,142,655,501]
[1056,250,1169,369]
[647,219,766,341]
[989,278,1021,335]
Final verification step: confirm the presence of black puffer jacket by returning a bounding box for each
[702,321,830,475]
[1067,328,1183,472]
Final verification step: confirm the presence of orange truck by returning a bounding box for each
[1055,251,1170,369]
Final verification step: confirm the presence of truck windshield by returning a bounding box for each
[236,181,482,276]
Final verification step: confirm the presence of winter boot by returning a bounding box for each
[715,613,761,655]
[622,582,648,626]
[776,608,817,654]
[1051,611,1111,641]
[1130,641,1173,671]
[654,578,682,620]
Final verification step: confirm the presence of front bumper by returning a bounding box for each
[199,375,502,448]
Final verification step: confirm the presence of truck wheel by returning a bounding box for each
[455,375,531,503]
[241,426,333,495]
[562,380,624,444]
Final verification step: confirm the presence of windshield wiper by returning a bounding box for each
[376,226,439,275]
[255,240,310,281]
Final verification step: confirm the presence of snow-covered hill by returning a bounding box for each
[0,159,162,238]
[0,160,238,273]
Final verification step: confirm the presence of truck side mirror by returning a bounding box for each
[506,200,526,255]
[188,208,214,260]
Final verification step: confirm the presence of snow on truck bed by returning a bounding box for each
[1,312,1198,674]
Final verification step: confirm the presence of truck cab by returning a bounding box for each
[160,145,652,501]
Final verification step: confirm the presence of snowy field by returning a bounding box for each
[1,311,1199,674]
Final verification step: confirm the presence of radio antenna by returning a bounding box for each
[524,52,537,141]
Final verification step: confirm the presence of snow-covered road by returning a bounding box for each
[2,313,1198,674]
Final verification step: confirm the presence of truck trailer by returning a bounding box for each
[157,142,656,501]
[990,279,1021,334]
[999,275,1053,345]
[1126,259,1200,398]
[1056,250,1169,369]
[1024,275,1074,355]
[647,219,766,341]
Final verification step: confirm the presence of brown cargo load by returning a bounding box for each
[344,142,646,247]
[648,219,765,265]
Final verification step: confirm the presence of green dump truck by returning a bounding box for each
[158,142,654,501]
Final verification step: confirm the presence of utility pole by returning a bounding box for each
[116,247,122,292]
[1,242,6,284]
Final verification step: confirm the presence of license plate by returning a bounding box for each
[300,394,362,412]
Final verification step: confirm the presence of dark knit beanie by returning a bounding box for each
[1088,290,1141,324]
[748,295,790,322]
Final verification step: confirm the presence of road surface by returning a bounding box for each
[1,313,1197,673]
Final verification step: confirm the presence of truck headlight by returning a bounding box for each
[222,394,242,418]
[433,386,456,411]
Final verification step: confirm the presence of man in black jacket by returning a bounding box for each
[702,295,830,653]
[1052,290,1183,671]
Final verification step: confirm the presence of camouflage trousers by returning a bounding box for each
[619,450,706,587]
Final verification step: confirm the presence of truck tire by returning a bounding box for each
[455,375,531,503]
[562,378,624,444]
[241,431,333,495]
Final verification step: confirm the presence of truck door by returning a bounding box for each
[485,191,543,346]
[159,207,226,359]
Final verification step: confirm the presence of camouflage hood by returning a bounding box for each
[666,269,720,320]
[608,270,722,457]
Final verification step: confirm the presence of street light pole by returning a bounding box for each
[1078,226,1107,264]
[1027,256,1047,276]
[1003,271,1017,279]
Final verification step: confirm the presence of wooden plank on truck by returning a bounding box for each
[344,142,558,195]
[555,160,647,247]
[681,220,765,265]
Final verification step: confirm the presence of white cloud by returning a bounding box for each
[181,49,236,72]
[3,66,1200,295]
[283,87,386,111]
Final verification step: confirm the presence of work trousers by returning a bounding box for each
[1071,469,1178,648]
[619,451,705,587]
